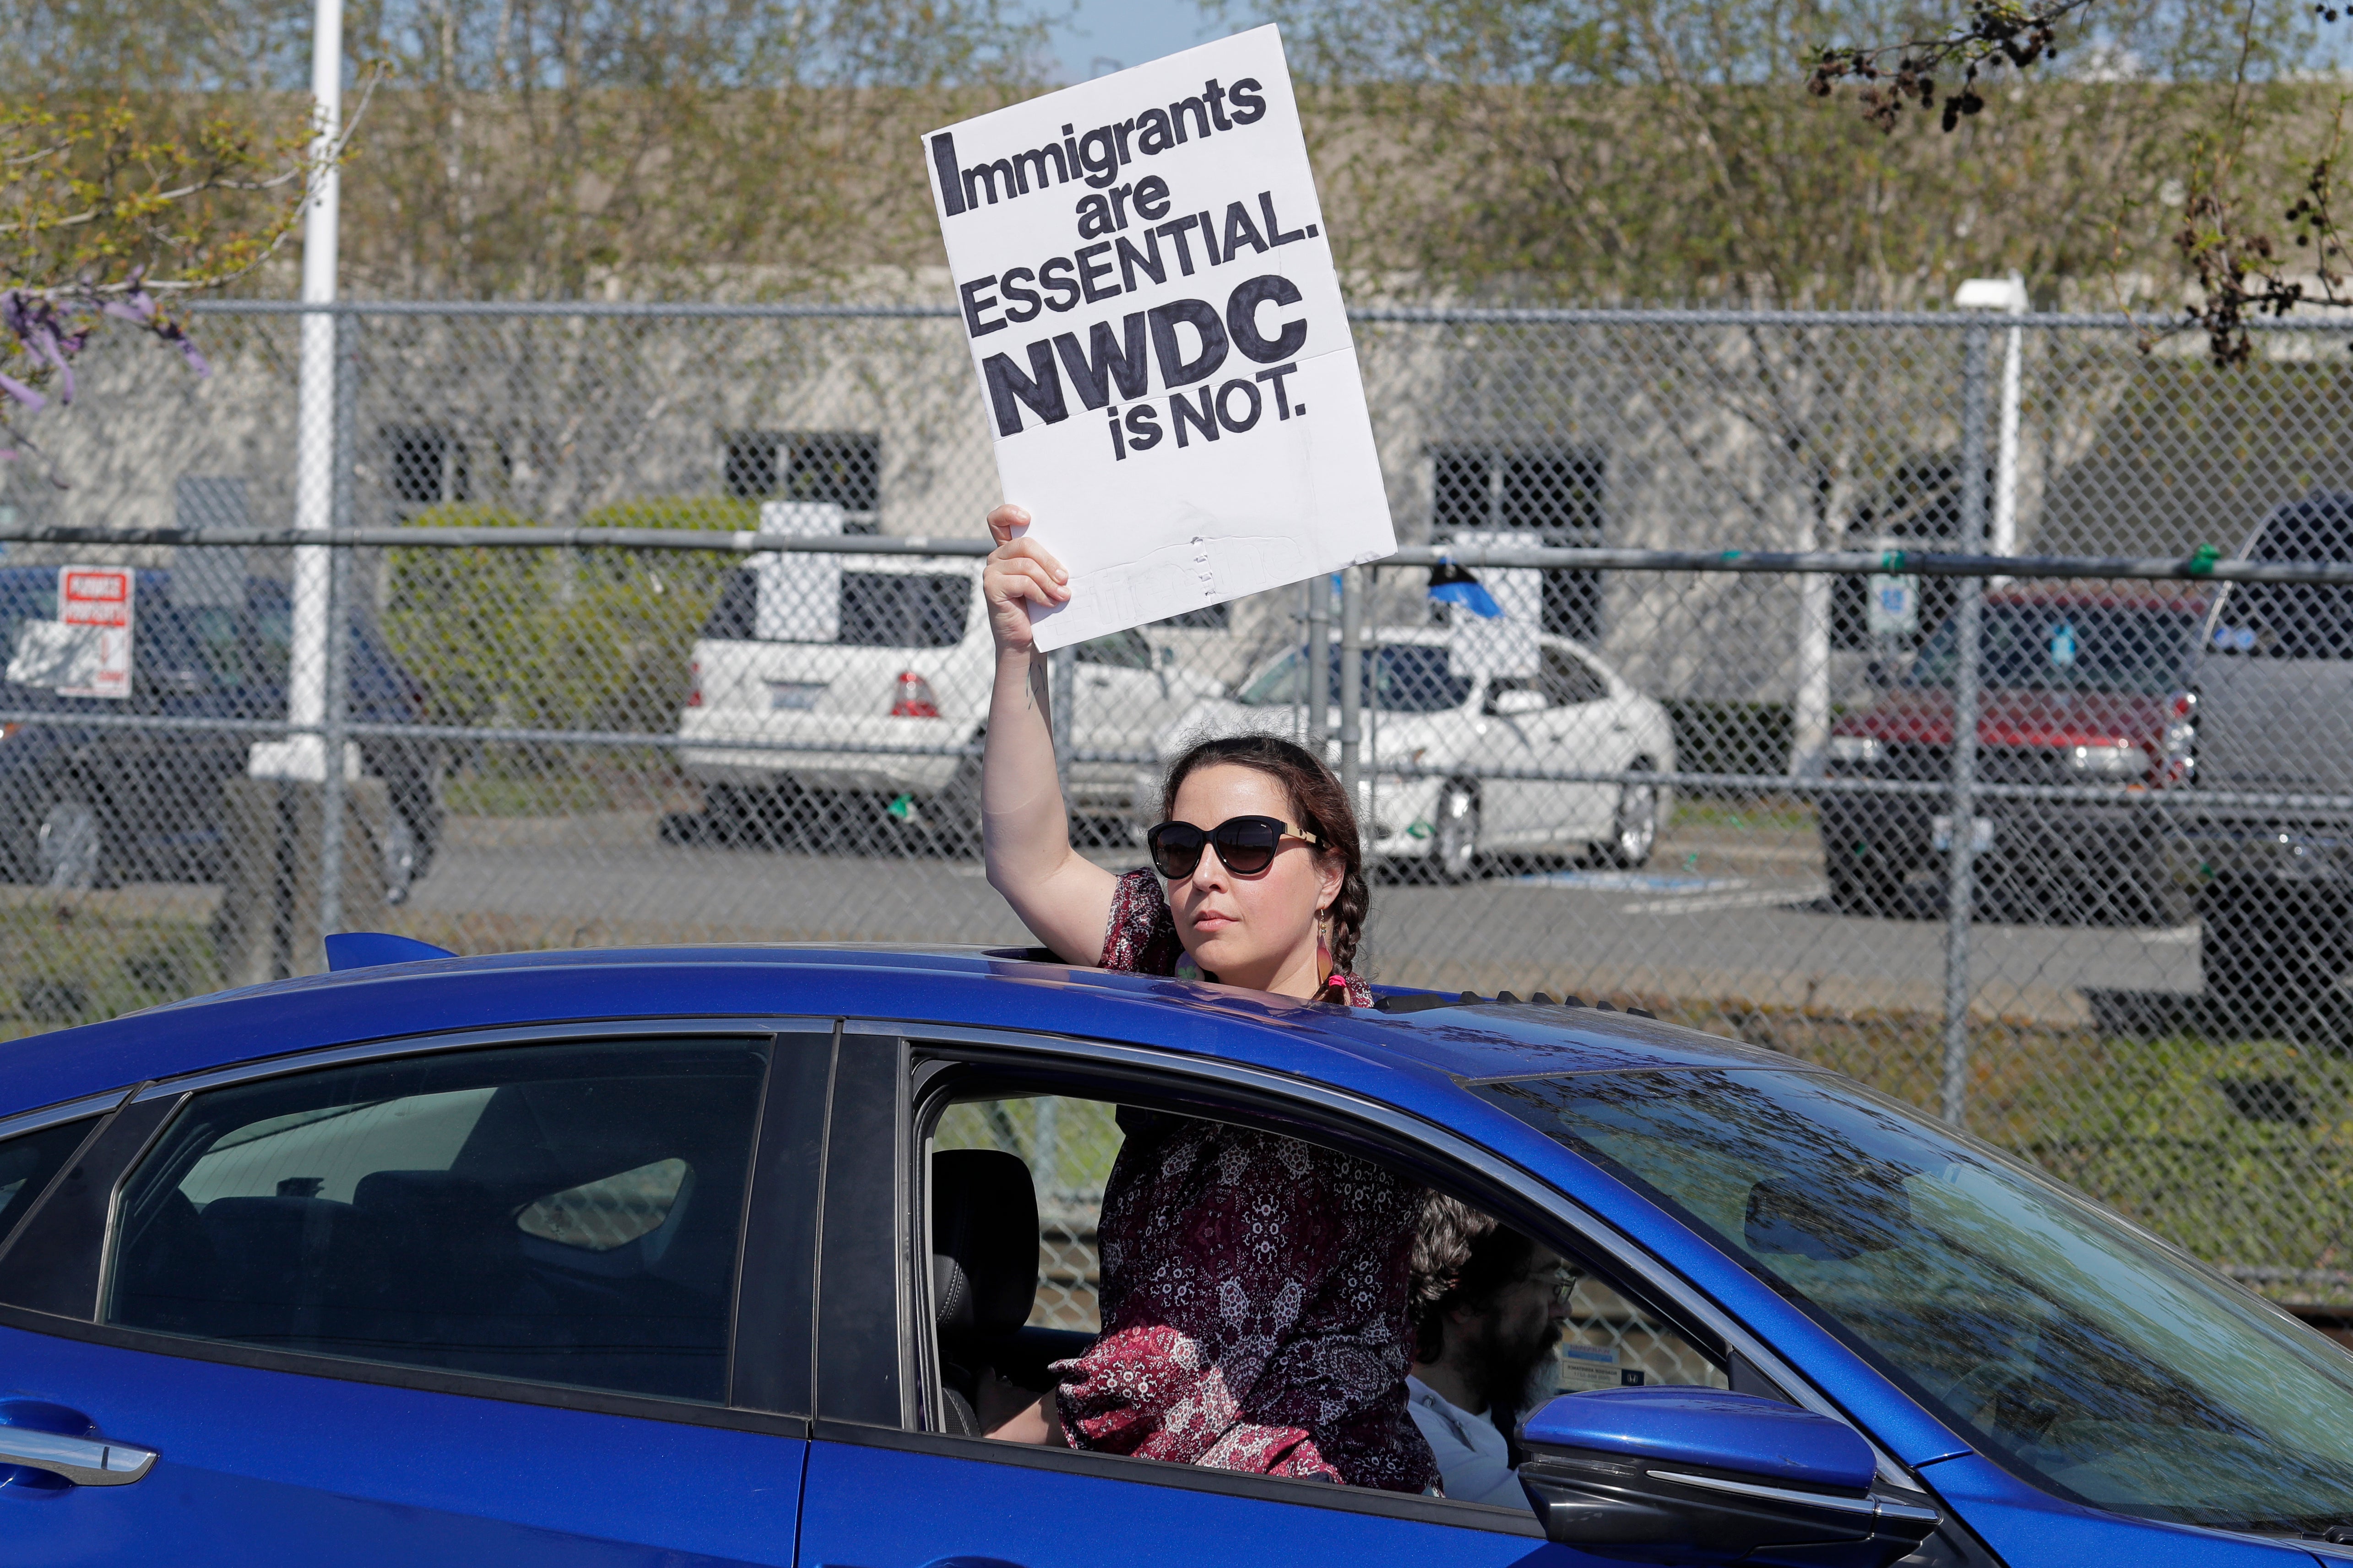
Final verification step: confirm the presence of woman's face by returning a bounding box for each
[1164,762,1341,997]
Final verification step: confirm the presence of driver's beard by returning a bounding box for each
[1464,1314,1564,1425]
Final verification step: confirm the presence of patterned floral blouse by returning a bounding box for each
[1051,869,1436,1492]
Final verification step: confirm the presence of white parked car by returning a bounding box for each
[676,557,1223,846]
[1161,628,1675,880]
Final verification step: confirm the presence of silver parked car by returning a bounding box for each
[1161,628,1675,880]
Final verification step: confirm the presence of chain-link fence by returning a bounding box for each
[8,300,2353,1325]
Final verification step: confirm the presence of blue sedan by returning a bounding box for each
[2,940,2351,1566]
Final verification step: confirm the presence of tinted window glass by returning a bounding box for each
[1235,646,1473,713]
[1909,603,2199,695]
[1075,630,1153,669]
[0,1118,98,1249]
[838,573,970,648]
[703,568,758,640]
[109,1037,770,1402]
[1477,1067,2353,1534]
[1541,646,1610,706]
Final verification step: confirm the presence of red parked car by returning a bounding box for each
[1819,586,2204,925]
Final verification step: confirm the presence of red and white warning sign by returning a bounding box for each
[58,566,134,699]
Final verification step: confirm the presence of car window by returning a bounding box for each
[0,1117,98,1250]
[925,1090,1724,1476]
[1075,630,1154,670]
[1237,647,1308,707]
[107,1036,771,1403]
[1540,647,1610,707]
[1476,1066,2353,1536]
[1909,603,2200,693]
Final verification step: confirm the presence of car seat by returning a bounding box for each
[930,1148,1040,1436]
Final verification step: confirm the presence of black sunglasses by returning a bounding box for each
[1146,815,1323,879]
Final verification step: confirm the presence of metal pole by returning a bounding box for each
[266,0,341,786]
[1049,644,1074,810]
[1943,323,1992,1126]
[1306,572,1332,757]
[1339,566,1364,801]
[1992,277,2025,559]
[318,314,357,939]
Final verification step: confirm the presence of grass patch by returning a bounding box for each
[1658,995,2353,1308]
[1670,796,1819,837]
[442,754,689,817]
[0,896,221,1042]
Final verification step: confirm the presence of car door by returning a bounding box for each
[792,1032,1820,1568]
[1518,644,1625,849]
[0,1022,832,1567]
[1467,674,1551,845]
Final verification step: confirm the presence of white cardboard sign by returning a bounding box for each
[58,566,135,699]
[925,25,1394,650]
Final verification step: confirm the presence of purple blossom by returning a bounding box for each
[0,284,213,429]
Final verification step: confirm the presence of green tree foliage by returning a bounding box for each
[384,497,751,734]
[0,0,1060,298]
[1247,0,2331,308]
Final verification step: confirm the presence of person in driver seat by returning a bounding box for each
[1406,1198,1573,1506]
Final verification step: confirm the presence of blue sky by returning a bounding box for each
[1031,2,1256,83]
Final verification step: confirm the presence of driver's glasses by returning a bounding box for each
[1147,816,1321,879]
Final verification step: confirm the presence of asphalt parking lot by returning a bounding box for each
[400,813,2199,1026]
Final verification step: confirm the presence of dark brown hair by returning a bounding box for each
[1159,733,1369,985]
[1408,1195,1540,1364]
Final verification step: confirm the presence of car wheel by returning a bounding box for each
[1826,845,1905,919]
[1432,782,1479,885]
[925,755,985,859]
[1600,761,1660,869]
[2201,891,2348,1033]
[37,798,101,890]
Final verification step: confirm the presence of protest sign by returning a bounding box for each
[925,25,1393,650]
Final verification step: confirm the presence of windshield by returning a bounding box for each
[1908,603,2196,696]
[1237,645,1475,714]
[1474,1067,2353,1534]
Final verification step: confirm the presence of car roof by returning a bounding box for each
[0,946,1802,1125]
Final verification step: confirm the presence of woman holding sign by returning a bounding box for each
[977,503,1436,1494]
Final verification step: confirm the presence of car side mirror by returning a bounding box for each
[1515,1387,1939,1568]
[1492,687,1546,717]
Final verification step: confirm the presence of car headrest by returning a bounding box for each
[930,1148,1038,1332]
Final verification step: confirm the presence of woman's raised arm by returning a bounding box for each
[980,504,1120,965]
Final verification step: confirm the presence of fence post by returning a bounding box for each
[1306,571,1332,756]
[317,312,357,940]
[1050,644,1075,809]
[1338,566,1364,801]
[1942,322,1992,1126]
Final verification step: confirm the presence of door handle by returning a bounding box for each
[0,1426,157,1486]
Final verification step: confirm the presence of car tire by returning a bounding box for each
[2200,891,2348,1033]
[1432,782,1480,885]
[925,754,985,860]
[1599,760,1660,869]
[1826,849,1904,919]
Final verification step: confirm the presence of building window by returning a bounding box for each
[1430,444,1606,642]
[382,426,468,507]
[725,431,881,530]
